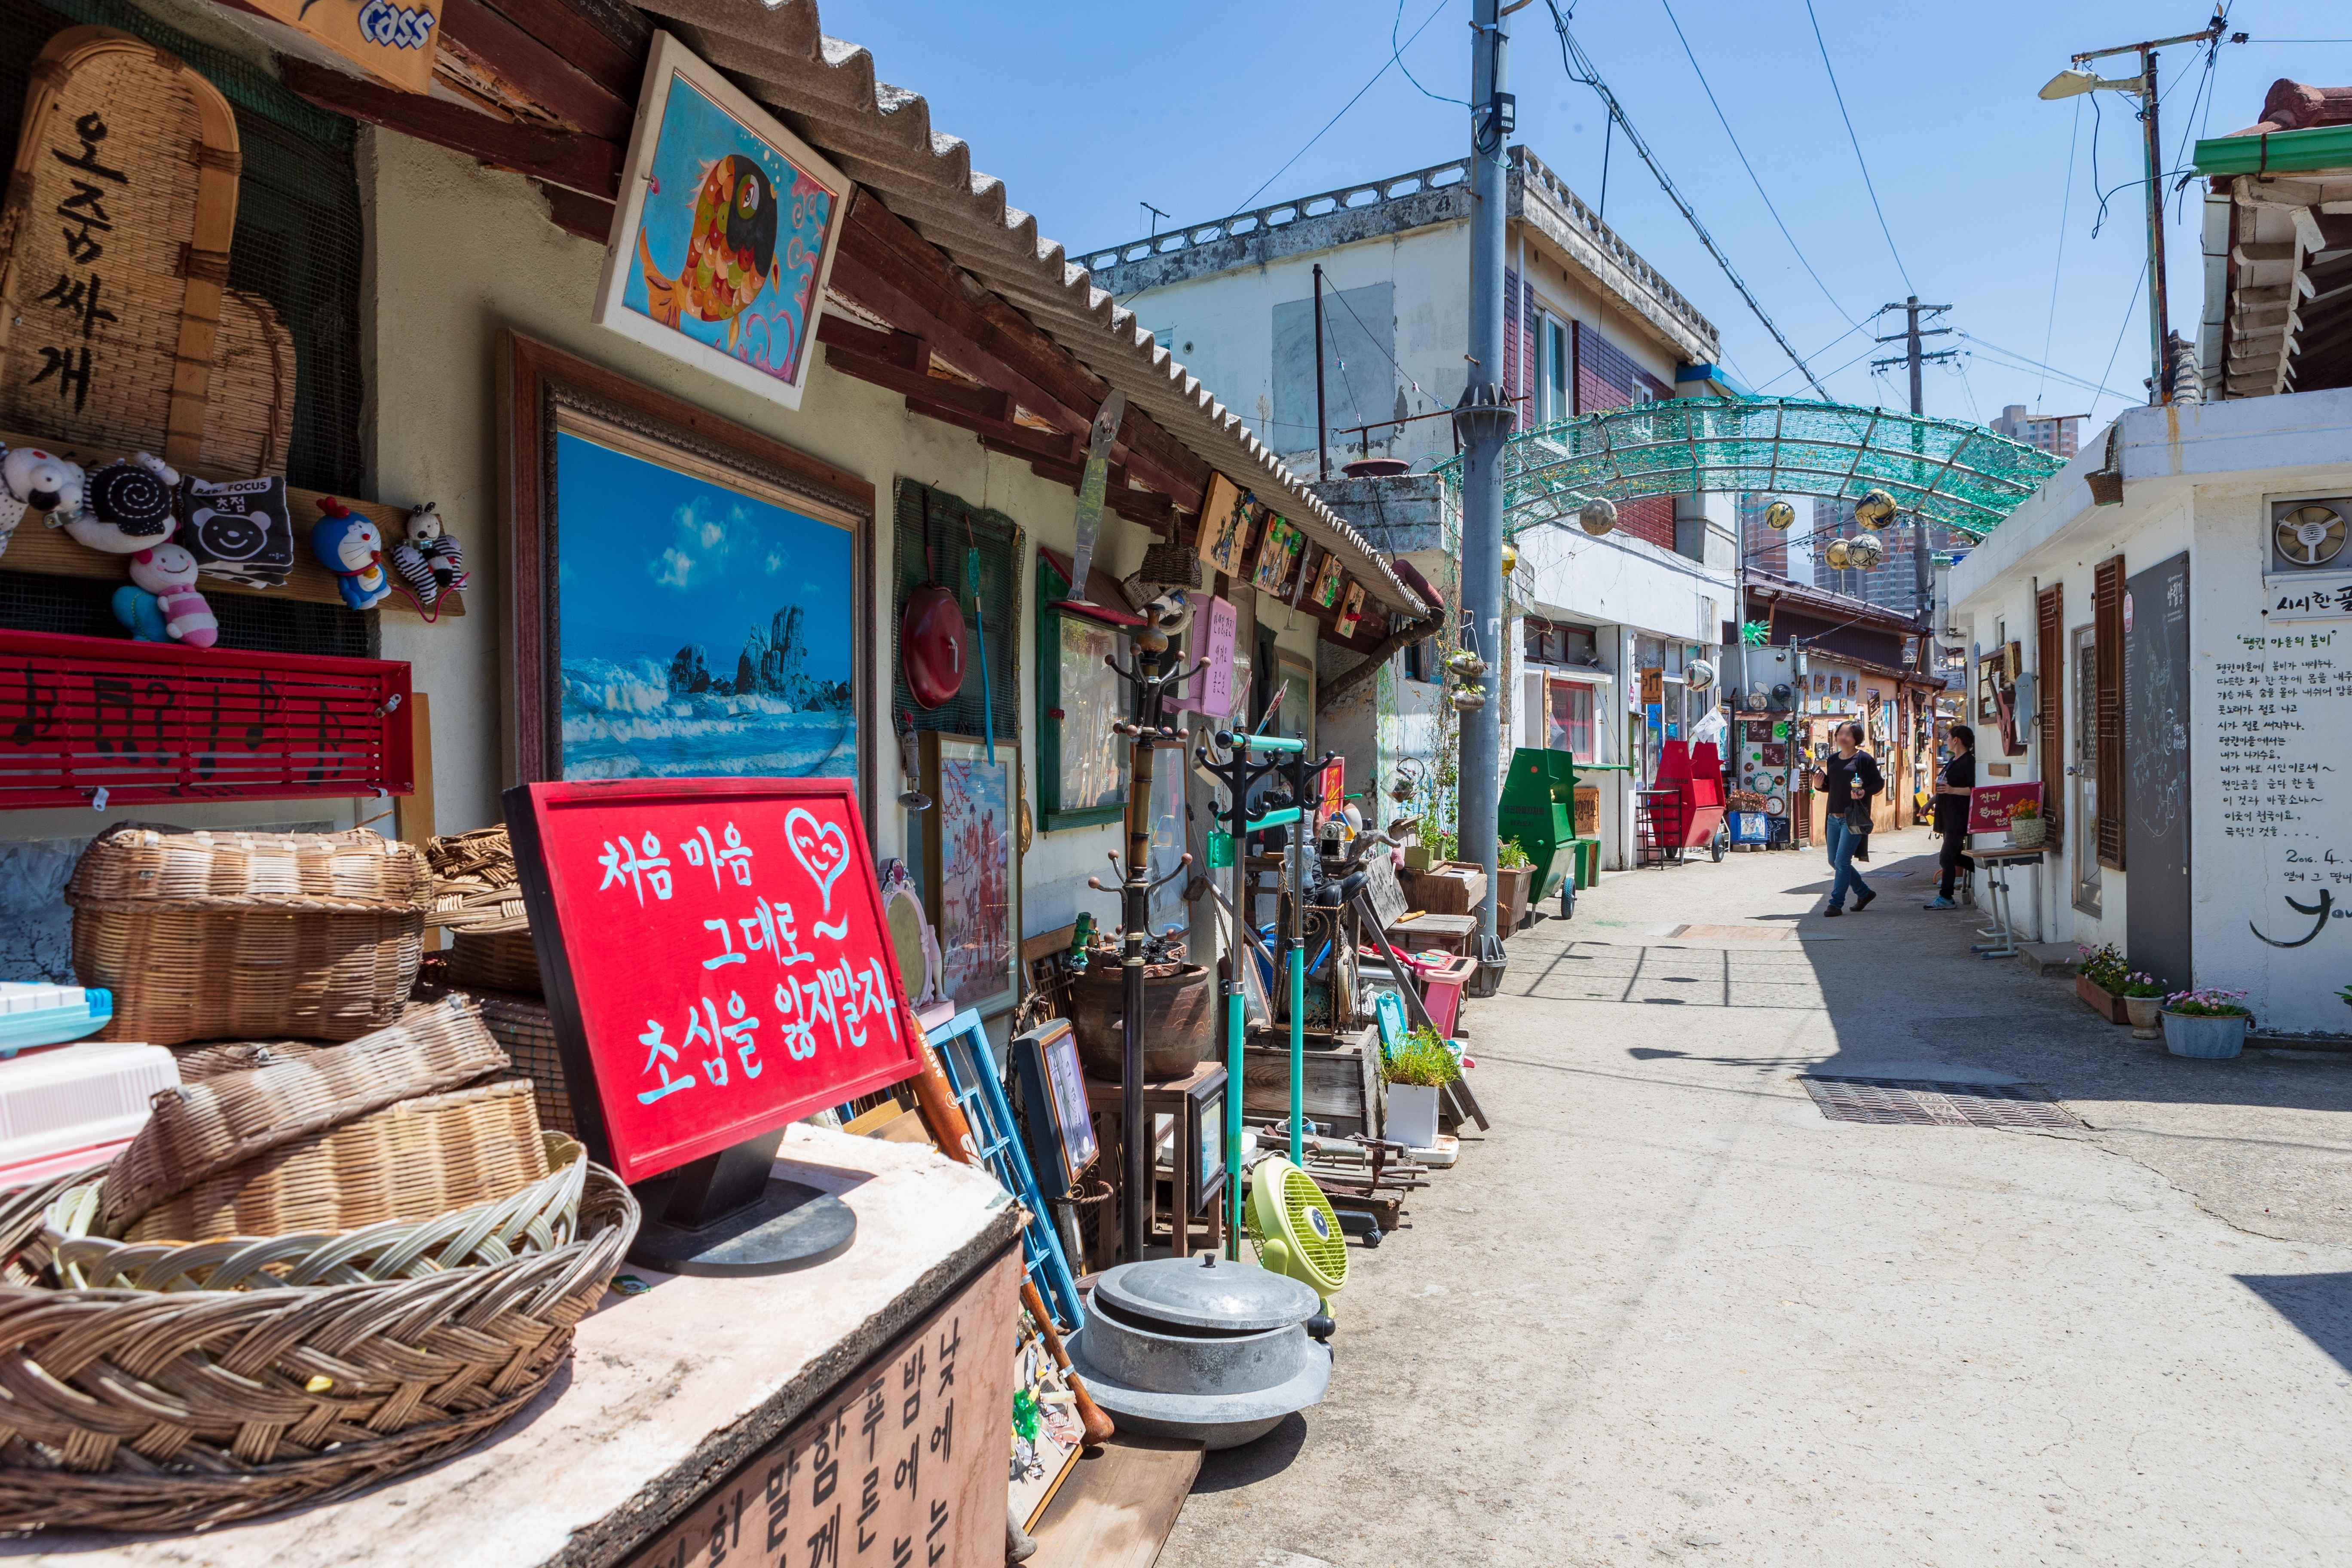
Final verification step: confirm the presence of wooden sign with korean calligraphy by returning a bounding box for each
[0,28,237,469]
[621,1250,1019,1568]
[1966,781,2043,836]
[506,778,924,1184]
[0,629,412,808]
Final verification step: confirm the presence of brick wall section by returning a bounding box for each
[1574,322,1676,551]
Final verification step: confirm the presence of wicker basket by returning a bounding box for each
[0,1162,637,1533]
[427,826,541,995]
[97,995,508,1236]
[46,1133,586,1291]
[476,990,576,1136]
[69,824,429,1046]
[128,1079,548,1243]
[446,928,543,995]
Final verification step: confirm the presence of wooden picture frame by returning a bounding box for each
[1196,472,1255,578]
[921,732,1021,1017]
[500,331,876,818]
[1011,1017,1098,1198]
[1186,1071,1227,1214]
[1035,555,1127,831]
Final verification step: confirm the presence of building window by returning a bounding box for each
[1547,319,1569,424]
[1525,617,1599,667]
[1548,679,1596,761]
[1403,638,1434,683]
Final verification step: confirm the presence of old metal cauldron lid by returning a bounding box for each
[1093,1254,1319,1333]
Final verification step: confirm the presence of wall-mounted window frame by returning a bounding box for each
[1034,554,1128,832]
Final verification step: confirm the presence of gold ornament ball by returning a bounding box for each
[1501,539,1519,575]
[1854,487,1897,531]
[1825,538,1853,570]
[1765,500,1796,531]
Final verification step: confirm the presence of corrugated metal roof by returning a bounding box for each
[631,0,1423,612]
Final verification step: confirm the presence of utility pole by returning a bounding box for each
[1872,297,1954,624]
[1452,0,1514,972]
[1313,263,1330,481]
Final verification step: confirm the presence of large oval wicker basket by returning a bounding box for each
[0,1161,637,1534]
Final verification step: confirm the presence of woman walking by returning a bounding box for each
[1928,722,1977,909]
[1812,720,1881,916]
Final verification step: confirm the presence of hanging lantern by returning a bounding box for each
[1578,496,1618,536]
[1854,488,1898,531]
[1501,537,1519,575]
[1825,538,1853,570]
[1764,500,1796,531]
[1847,532,1885,570]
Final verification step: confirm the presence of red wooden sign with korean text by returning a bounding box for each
[0,630,412,808]
[1966,781,2045,835]
[505,778,922,1184]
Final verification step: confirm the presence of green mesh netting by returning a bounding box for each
[1435,397,2068,541]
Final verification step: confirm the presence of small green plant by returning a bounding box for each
[2120,970,2168,999]
[2165,987,2251,1018]
[1423,825,1460,864]
[2077,943,2126,991]
[1383,1026,1462,1087]
[1497,837,1533,870]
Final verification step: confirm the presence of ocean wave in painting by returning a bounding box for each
[560,656,852,779]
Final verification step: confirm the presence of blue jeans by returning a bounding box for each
[1825,816,1872,910]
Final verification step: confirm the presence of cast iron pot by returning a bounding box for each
[1067,961,1216,1080]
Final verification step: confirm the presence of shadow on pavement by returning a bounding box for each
[2236,1274,2352,1375]
[1185,1412,1306,1494]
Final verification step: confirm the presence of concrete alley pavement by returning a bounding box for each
[1160,827,2352,1568]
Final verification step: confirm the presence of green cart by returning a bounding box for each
[1500,748,1622,917]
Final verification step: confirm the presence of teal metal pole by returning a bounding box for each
[1226,982,1245,1257]
[1287,946,1305,1164]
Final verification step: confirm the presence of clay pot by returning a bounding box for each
[1068,962,1217,1081]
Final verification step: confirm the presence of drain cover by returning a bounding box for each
[1799,1076,2081,1129]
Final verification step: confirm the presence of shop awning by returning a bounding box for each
[1434,397,2067,542]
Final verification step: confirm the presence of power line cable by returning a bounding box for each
[1393,0,1467,106]
[2092,260,2149,418]
[2035,97,2082,410]
[1539,0,1831,397]
[1749,318,1874,393]
[1800,0,1914,296]
[1958,333,2136,401]
[1656,0,1858,325]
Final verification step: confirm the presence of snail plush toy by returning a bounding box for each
[390,500,468,612]
[65,453,179,553]
[111,543,217,648]
[0,444,87,556]
[310,497,391,611]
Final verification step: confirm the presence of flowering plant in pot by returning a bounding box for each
[2119,971,2168,1039]
[1383,1026,1460,1150]
[2076,943,2128,1024]
[2160,987,2252,1059]
[1495,838,1535,934]
[2008,796,2046,848]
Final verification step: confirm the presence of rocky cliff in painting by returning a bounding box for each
[668,606,852,710]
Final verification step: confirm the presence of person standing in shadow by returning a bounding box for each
[1928,722,1977,909]
[1812,720,1881,916]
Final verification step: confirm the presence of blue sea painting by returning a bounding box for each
[622,72,835,386]
[556,430,856,781]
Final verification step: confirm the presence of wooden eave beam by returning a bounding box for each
[281,58,622,199]
[470,0,645,99]
[438,0,635,140]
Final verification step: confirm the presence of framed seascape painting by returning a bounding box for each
[503,333,874,809]
[593,32,851,411]
[922,733,1020,1017]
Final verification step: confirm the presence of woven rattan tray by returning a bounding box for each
[0,1161,637,1533]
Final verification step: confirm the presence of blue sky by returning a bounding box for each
[555,431,854,679]
[825,0,2352,426]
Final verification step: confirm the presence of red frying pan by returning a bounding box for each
[901,492,968,709]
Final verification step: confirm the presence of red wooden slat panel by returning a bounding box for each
[0,631,412,808]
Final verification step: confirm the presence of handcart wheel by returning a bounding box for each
[1710,831,1727,863]
[1560,876,1577,919]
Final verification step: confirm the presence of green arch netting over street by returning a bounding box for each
[1432,397,2069,542]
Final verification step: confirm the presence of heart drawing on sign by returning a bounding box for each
[785,806,851,913]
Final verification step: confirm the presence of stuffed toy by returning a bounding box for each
[390,500,469,613]
[310,497,391,611]
[66,453,179,554]
[125,543,217,648]
[0,445,86,557]
[110,581,169,643]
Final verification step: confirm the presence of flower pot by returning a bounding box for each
[1495,864,1532,934]
[2076,974,2128,1025]
[2009,816,2046,849]
[2160,1009,2248,1059]
[1402,845,1434,873]
[2124,994,2164,1040]
[1385,1082,1440,1149]
[1068,962,1217,1081]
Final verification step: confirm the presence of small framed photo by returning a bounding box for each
[1011,1018,1098,1197]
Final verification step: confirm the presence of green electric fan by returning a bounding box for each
[1245,1156,1348,1308]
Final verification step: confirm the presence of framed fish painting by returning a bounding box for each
[594,32,851,411]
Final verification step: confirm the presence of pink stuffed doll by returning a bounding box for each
[127,544,218,649]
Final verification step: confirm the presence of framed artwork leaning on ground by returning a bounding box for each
[500,331,876,814]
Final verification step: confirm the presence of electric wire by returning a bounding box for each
[1656,0,1858,325]
[1393,0,1467,106]
[1799,0,1914,296]
[1539,0,1830,398]
[1958,333,2137,401]
[2035,97,2082,410]
[1749,319,1874,394]
[2092,260,2150,417]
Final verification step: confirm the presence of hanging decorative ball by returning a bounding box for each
[1846,532,1885,570]
[1445,648,1490,680]
[1854,488,1898,530]
[1825,538,1853,570]
[1577,496,1618,536]
[1764,500,1796,531]
[1686,658,1716,692]
[1501,538,1519,576]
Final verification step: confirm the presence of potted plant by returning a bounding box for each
[2120,971,2168,1040]
[1382,1025,1460,1150]
[2075,943,2128,1024]
[2008,796,2046,848]
[1495,838,1534,934]
[2160,987,2252,1059]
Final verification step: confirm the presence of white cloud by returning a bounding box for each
[653,547,695,590]
[649,495,766,591]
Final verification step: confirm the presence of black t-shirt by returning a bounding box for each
[1934,750,1976,833]
[1822,750,1882,814]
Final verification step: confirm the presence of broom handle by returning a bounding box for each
[904,1019,1117,1449]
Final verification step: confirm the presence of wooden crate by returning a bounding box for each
[1574,785,1600,836]
[1240,1025,1384,1139]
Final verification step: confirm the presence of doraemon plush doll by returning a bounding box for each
[66,453,179,554]
[0,444,87,556]
[310,497,391,611]
[122,543,217,649]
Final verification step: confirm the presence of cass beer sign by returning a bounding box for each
[245,0,442,93]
